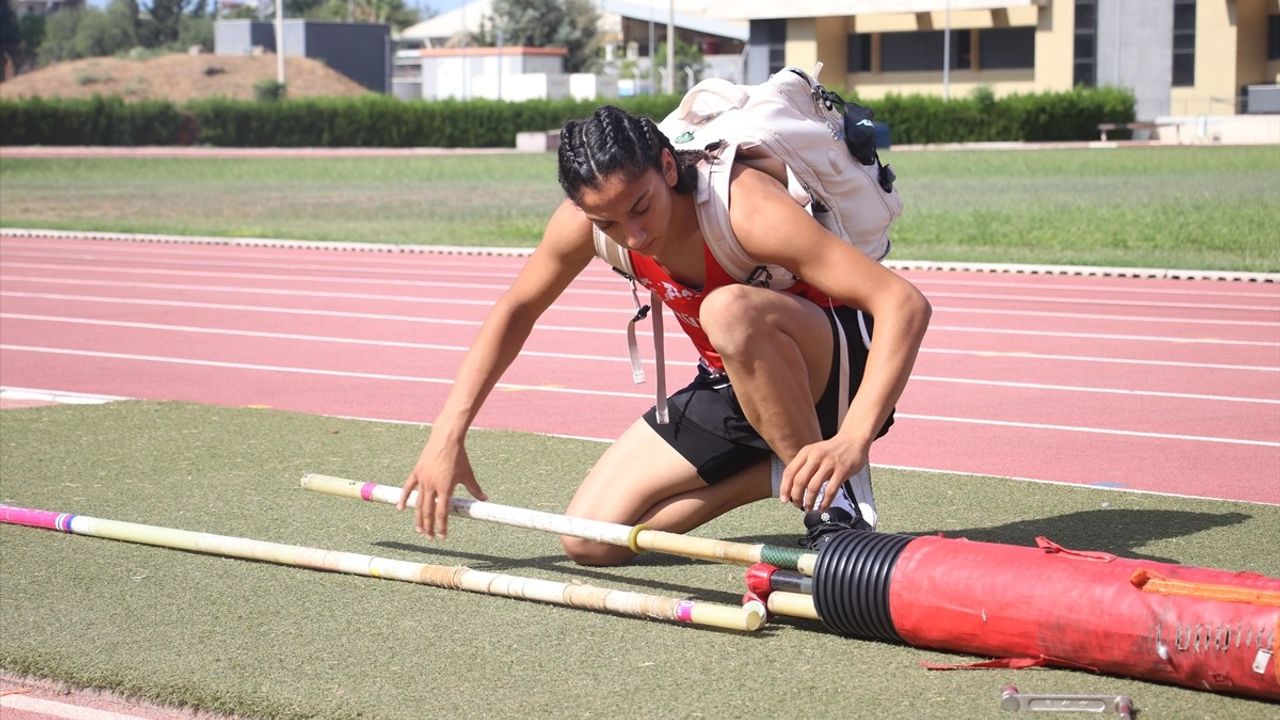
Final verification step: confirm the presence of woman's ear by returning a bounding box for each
[662,149,679,187]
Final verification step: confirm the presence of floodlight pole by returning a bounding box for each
[942,0,950,101]
[274,0,286,86]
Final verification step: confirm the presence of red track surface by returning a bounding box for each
[2,235,1277,504]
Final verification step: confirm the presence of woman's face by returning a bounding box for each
[576,152,678,257]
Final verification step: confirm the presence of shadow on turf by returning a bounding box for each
[374,540,750,606]
[731,508,1252,564]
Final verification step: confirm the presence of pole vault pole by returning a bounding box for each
[0,505,765,632]
[301,474,818,575]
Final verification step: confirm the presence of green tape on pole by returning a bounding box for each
[760,545,805,571]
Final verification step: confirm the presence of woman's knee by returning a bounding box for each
[700,284,780,354]
[560,535,635,567]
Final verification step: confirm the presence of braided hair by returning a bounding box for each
[557,105,704,204]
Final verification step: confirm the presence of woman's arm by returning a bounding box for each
[728,165,932,508]
[400,199,598,538]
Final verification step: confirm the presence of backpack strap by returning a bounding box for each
[592,225,669,424]
[694,147,799,289]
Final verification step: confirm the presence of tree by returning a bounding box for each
[482,0,599,73]
[139,0,200,47]
[655,37,703,92]
[1,0,22,76]
[36,1,138,65]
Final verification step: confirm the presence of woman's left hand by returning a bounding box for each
[779,437,869,511]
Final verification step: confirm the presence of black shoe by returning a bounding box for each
[799,506,872,551]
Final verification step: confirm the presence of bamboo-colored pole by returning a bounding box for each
[0,504,765,632]
[766,591,820,621]
[302,474,818,576]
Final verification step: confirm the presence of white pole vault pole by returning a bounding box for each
[0,504,765,632]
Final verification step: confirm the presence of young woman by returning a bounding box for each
[398,105,931,566]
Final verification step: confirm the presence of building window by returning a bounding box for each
[763,19,786,74]
[978,27,1034,69]
[1074,0,1097,87]
[880,30,970,72]
[1267,14,1280,60]
[1172,0,1196,87]
[848,32,872,73]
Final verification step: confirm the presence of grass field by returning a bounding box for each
[1,145,1278,271]
[2,402,1278,719]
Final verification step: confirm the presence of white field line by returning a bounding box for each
[11,238,1279,299]
[6,313,1275,404]
[0,386,125,404]
[0,260,626,296]
[4,228,1277,284]
[5,383,1273,506]
[898,275,1280,300]
[933,305,1278,328]
[920,347,1277,373]
[0,291,690,341]
[0,249,623,285]
[3,270,1276,330]
[0,694,155,720]
[3,344,1277,448]
[928,324,1278,348]
[5,251,1279,307]
[922,290,1279,313]
[0,274,629,315]
[0,345,653,400]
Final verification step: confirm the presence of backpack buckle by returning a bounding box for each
[746,266,773,288]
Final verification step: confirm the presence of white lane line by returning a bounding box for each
[10,313,1280,404]
[895,413,1279,448]
[936,305,1279,328]
[0,345,653,400]
[0,694,154,720]
[910,375,1278,404]
[5,314,1275,404]
[5,230,1277,284]
[0,291,690,341]
[0,275,630,314]
[0,313,670,366]
[905,275,1280,300]
[4,270,1276,331]
[869,462,1280,507]
[5,254,1279,310]
[924,290,1279,312]
[0,262,623,296]
[922,347,1278,373]
[0,386,125,404]
[3,344,1276,447]
[930,323,1279,348]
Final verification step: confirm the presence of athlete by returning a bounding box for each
[399,105,931,565]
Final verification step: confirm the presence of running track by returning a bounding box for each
[1,234,1277,505]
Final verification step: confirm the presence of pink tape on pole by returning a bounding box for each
[0,505,73,532]
[360,483,375,502]
[675,600,695,623]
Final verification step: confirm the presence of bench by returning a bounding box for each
[1096,121,1159,141]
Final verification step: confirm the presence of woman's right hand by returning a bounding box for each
[398,438,488,539]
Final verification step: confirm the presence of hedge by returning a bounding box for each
[0,86,1133,147]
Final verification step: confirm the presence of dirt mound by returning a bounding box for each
[0,53,372,103]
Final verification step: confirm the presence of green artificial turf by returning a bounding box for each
[1,145,1277,271]
[1,402,1277,719]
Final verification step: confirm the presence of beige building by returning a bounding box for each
[705,0,1280,118]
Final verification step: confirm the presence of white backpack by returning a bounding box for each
[593,64,903,422]
[594,63,902,286]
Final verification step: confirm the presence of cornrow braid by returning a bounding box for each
[557,105,705,203]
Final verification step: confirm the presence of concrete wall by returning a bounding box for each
[1097,0,1173,120]
[214,20,389,93]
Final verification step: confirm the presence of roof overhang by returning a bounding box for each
[703,0,1043,20]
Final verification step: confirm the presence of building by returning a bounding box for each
[703,0,1280,119]
[395,45,619,101]
[398,0,748,93]
[215,19,392,93]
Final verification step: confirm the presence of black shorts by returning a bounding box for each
[642,305,894,484]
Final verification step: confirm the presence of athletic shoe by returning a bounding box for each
[799,506,872,551]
